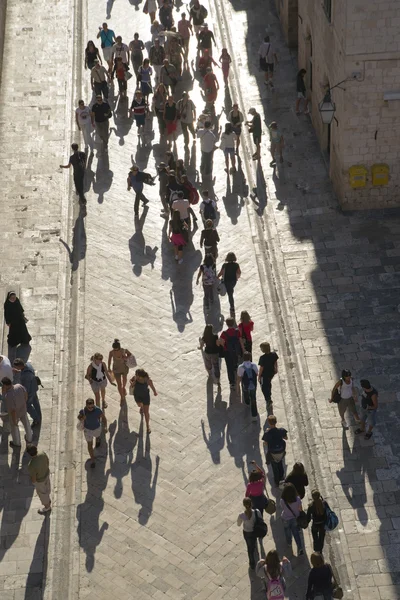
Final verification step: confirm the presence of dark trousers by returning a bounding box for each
[311,523,326,552]
[261,376,273,404]
[94,80,109,99]
[243,388,258,417]
[181,121,196,145]
[117,78,127,93]
[225,280,236,310]
[224,353,238,385]
[27,394,42,423]
[271,459,284,485]
[74,171,85,200]
[134,190,148,214]
[250,494,266,516]
[201,150,214,175]
[243,530,257,568]
[203,283,214,308]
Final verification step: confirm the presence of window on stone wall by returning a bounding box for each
[323,0,332,22]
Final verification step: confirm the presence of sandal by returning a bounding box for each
[354,428,364,435]
[102,401,108,410]
[365,432,373,440]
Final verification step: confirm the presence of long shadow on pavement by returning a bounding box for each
[130,416,160,526]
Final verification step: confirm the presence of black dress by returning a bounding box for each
[4,293,32,347]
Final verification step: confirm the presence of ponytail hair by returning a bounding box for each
[311,489,325,516]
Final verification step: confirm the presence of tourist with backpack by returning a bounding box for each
[196,254,217,310]
[237,351,258,421]
[256,550,291,600]
[220,318,244,388]
[237,497,261,570]
[218,252,241,316]
[200,219,220,260]
[12,358,42,426]
[279,483,305,556]
[307,489,336,553]
[262,415,287,486]
[199,190,217,225]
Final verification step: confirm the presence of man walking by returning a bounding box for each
[355,379,378,440]
[13,358,42,426]
[177,92,196,146]
[262,415,287,486]
[178,13,193,61]
[198,23,216,56]
[127,165,151,217]
[149,38,165,83]
[111,36,130,77]
[220,318,244,389]
[237,352,258,421]
[90,59,110,100]
[97,22,116,70]
[189,0,208,37]
[27,445,51,515]
[246,108,262,161]
[60,144,87,204]
[78,398,107,468]
[197,121,216,177]
[258,36,278,88]
[1,377,33,448]
[75,99,94,153]
[91,95,112,151]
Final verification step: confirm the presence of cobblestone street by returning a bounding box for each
[1,0,400,598]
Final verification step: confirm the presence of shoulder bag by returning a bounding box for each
[330,565,343,599]
[264,482,276,516]
[332,380,342,404]
[285,501,308,530]
[253,509,268,539]
[324,501,339,531]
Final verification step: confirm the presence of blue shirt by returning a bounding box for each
[80,406,103,430]
[100,29,115,48]
[128,172,144,192]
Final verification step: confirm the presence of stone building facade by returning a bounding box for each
[276,0,400,210]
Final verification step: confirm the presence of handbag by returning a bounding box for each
[332,381,342,404]
[325,503,339,531]
[330,566,343,599]
[253,509,268,539]
[126,354,137,369]
[264,495,276,516]
[217,280,226,296]
[285,501,308,529]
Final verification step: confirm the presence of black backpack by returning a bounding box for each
[225,330,241,356]
[203,201,216,221]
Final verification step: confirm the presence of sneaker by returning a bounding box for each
[298,549,304,556]
[341,420,349,430]
[365,432,373,440]
[174,255,179,261]
[354,428,364,435]
[178,258,183,264]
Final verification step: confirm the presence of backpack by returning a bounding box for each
[35,375,43,389]
[188,184,199,205]
[225,330,241,356]
[325,503,339,531]
[203,201,216,221]
[267,578,285,600]
[202,265,215,286]
[242,365,256,391]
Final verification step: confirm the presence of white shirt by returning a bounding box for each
[197,128,216,153]
[0,355,13,382]
[340,378,354,399]
[172,198,189,220]
[237,510,258,532]
[258,41,274,62]
[112,42,129,64]
[220,131,237,150]
[76,106,91,127]
[237,361,258,378]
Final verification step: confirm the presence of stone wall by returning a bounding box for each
[0,0,6,84]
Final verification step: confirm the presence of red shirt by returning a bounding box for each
[239,320,254,341]
[246,477,265,497]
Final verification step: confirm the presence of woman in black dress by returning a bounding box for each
[85,40,102,70]
[4,291,32,360]
[130,368,158,433]
[218,252,241,316]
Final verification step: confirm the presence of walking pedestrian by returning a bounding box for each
[75,100,94,153]
[4,292,32,362]
[115,57,128,96]
[199,324,221,384]
[129,368,158,434]
[130,89,148,133]
[197,121,217,177]
[160,58,178,94]
[144,0,158,24]
[329,369,360,429]
[153,83,168,137]
[220,318,244,389]
[107,340,133,404]
[157,161,170,215]
[258,342,279,409]
[0,354,13,381]
[166,29,184,75]
[27,445,52,514]
[220,123,237,174]
[203,67,219,109]
[59,143,87,203]
[306,553,335,600]
[129,33,144,76]
[189,0,208,37]
[229,103,244,154]
[77,398,108,468]
[85,40,102,70]
[218,252,241,316]
[285,462,309,499]
[200,219,219,259]
[96,23,116,70]
[163,95,178,146]
[256,550,291,596]
[91,95,112,151]
[258,35,278,88]
[237,497,259,570]
[196,254,216,310]
[245,461,268,515]
[168,210,188,263]
[355,379,378,440]
[280,483,305,556]
[127,165,151,217]
[178,13,193,62]
[85,353,115,410]
[12,358,42,425]
[199,190,217,225]
[149,38,166,83]
[269,121,284,164]
[159,0,174,31]
[262,415,287,486]
[296,69,309,115]
[307,489,328,553]
[246,107,262,161]
[1,377,33,448]
[90,59,110,99]
[237,351,258,421]
[198,49,218,78]
[138,59,153,100]
[238,311,254,355]
[198,23,216,56]
[151,21,165,45]
[177,91,197,146]
[171,190,197,228]
[219,48,232,85]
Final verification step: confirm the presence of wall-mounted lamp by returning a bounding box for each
[318,80,347,125]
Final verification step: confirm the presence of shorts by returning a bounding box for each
[166,120,177,135]
[297,92,305,99]
[224,147,235,156]
[232,125,242,136]
[90,378,107,394]
[134,395,150,407]
[360,407,377,428]
[102,46,113,62]
[84,426,102,442]
[266,62,274,73]
[253,134,261,145]
[135,114,146,127]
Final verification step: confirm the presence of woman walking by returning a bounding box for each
[296,69,309,115]
[256,550,291,597]
[269,121,284,164]
[237,497,259,570]
[218,252,241,316]
[151,20,165,45]
[85,353,115,410]
[129,368,158,433]
[258,342,279,409]
[85,40,102,70]
[129,33,145,76]
[219,48,232,85]
[108,339,133,404]
[130,89,147,133]
[145,0,158,24]
[307,489,328,553]
[152,83,168,137]
[199,324,221,384]
[115,57,128,97]
[245,461,268,516]
[200,219,219,260]
[169,209,188,264]
[203,67,219,110]
[4,291,32,362]
[138,59,153,100]
[238,311,254,355]
[219,123,237,174]
[285,462,309,499]
[229,103,244,154]
[280,483,305,556]
[196,253,216,310]
[163,95,178,147]
[306,553,335,600]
